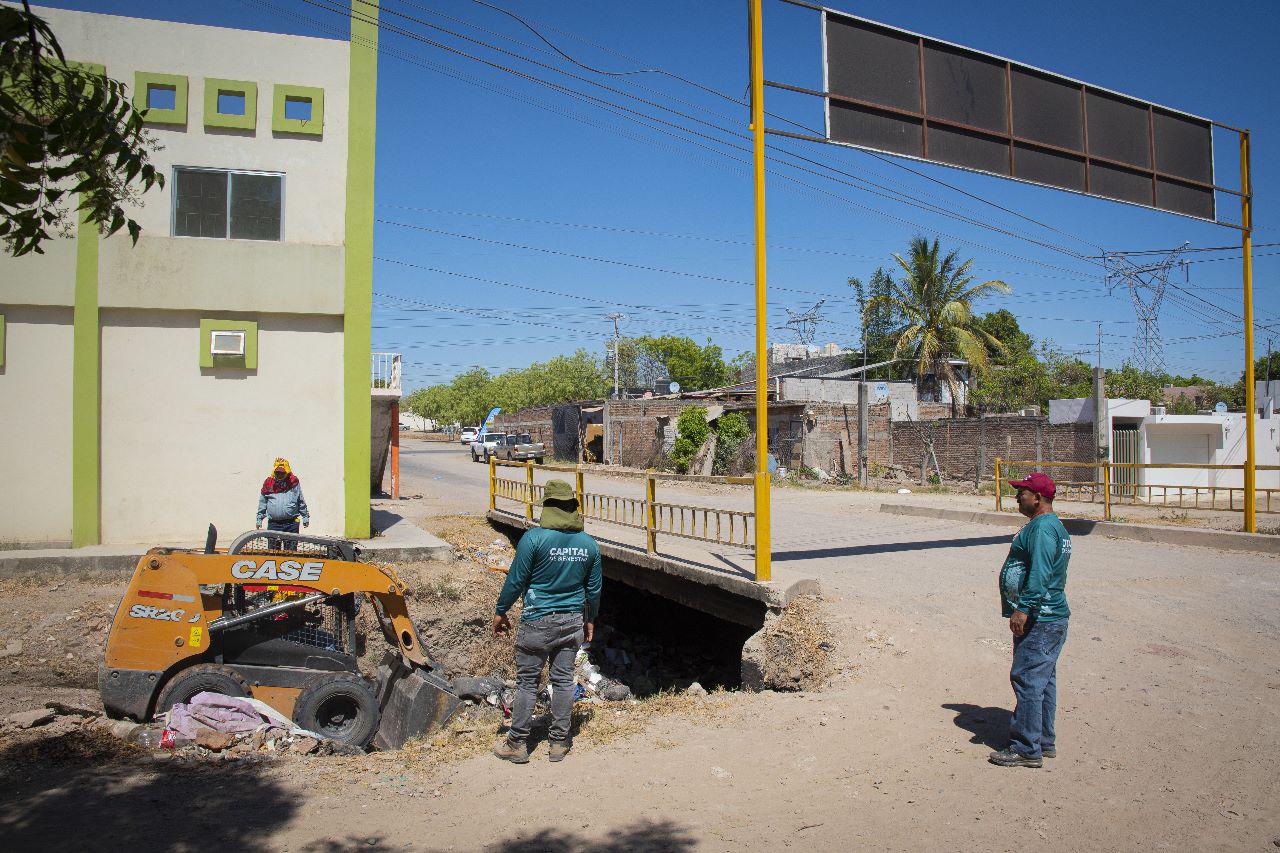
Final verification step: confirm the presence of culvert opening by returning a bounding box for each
[589,578,758,696]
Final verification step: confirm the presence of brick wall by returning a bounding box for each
[490,399,1094,482]
[889,415,1094,482]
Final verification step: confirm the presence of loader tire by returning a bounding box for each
[293,674,380,748]
[155,664,250,716]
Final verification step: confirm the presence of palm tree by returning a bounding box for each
[866,237,1011,413]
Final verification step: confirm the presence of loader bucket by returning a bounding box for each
[374,662,461,751]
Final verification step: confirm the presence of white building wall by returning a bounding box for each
[0,7,357,546]
[0,307,74,544]
[99,310,344,544]
[29,4,351,245]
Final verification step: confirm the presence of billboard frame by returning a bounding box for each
[758,0,1259,531]
[774,0,1246,228]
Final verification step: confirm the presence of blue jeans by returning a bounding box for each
[1009,618,1068,758]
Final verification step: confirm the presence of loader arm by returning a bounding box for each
[104,550,429,677]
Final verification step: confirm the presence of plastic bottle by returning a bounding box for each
[132,727,164,749]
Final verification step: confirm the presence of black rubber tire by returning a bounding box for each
[292,674,380,748]
[535,457,545,465]
[155,663,250,716]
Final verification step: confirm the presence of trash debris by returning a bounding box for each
[897,488,912,494]
[167,691,299,739]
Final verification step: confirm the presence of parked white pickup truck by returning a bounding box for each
[492,433,546,464]
[470,432,506,462]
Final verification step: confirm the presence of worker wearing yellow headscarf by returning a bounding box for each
[256,457,310,532]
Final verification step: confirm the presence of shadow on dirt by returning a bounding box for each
[0,730,297,853]
[942,702,1011,749]
[774,535,1012,561]
[480,818,697,852]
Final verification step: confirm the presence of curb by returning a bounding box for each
[0,542,453,577]
[878,503,1280,555]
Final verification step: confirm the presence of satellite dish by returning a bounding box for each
[1214,402,1227,413]
[669,381,681,394]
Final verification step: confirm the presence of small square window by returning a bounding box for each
[148,84,177,111]
[217,90,246,116]
[284,96,312,122]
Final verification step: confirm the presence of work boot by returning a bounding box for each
[493,737,529,764]
[988,748,1042,768]
[548,740,571,762]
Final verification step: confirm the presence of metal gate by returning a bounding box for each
[1111,427,1140,497]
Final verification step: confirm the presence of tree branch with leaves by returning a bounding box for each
[1,2,163,256]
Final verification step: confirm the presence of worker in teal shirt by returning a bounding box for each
[492,479,602,765]
[990,472,1072,769]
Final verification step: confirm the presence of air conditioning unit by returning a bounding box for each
[210,330,246,357]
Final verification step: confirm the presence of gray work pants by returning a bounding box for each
[508,612,584,744]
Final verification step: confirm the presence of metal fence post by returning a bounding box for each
[1103,461,1112,521]
[646,475,657,554]
[488,456,496,511]
[994,457,1003,512]
[525,461,535,520]
[575,469,585,512]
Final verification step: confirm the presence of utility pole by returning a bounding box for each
[606,313,625,400]
[1093,322,1107,490]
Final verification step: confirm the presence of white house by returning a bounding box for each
[0,3,383,546]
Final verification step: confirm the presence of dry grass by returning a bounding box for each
[752,594,836,691]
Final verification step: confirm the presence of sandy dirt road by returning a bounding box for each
[2,440,1277,851]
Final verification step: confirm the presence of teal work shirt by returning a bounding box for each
[496,527,603,622]
[999,513,1072,622]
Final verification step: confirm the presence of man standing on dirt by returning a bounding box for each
[990,472,1071,769]
[491,479,602,765]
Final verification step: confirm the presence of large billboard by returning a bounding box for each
[819,8,1216,221]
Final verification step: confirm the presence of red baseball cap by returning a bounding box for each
[1008,472,1056,500]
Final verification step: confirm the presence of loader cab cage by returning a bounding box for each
[227,529,360,562]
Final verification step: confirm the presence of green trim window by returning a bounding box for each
[199,319,258,369]
[204,78,257,130]
[272,84,324,135]
[134,72,188,125]
[172,167,283,241]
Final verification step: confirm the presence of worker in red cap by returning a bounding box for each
[989,471,1072,769]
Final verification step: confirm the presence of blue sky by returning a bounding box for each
[42,0,1279,386]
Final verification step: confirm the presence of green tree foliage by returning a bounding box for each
[407,350,609,428]
[1105,364,1169,404]
[1,3,163,256]
[848,267,903,378]
[670,406,710,473]
[603,336,732,393]
[865,237,1011,404]
[711,411,750,475]
[973,341,1091,412]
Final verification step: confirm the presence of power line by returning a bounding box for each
[293,0,1111,276]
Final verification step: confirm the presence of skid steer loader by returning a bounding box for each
[99,528,459,750]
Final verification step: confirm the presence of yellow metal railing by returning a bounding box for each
[994,457,1280,525]
[489,459,758,573]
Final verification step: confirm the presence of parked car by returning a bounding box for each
[470,432,507,462]
[492,433,545,464]
[459,427,479,445]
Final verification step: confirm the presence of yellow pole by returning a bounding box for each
[575,469,585,513]
[749,0,771,582]
[1103,461,1112,522]
[488,456,496,511]
[1241,130,1257,533]
[525,461,534,521]
[994,457,1002,512]
[646,475,657,555]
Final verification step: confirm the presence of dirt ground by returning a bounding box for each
[2,446,1278,851]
